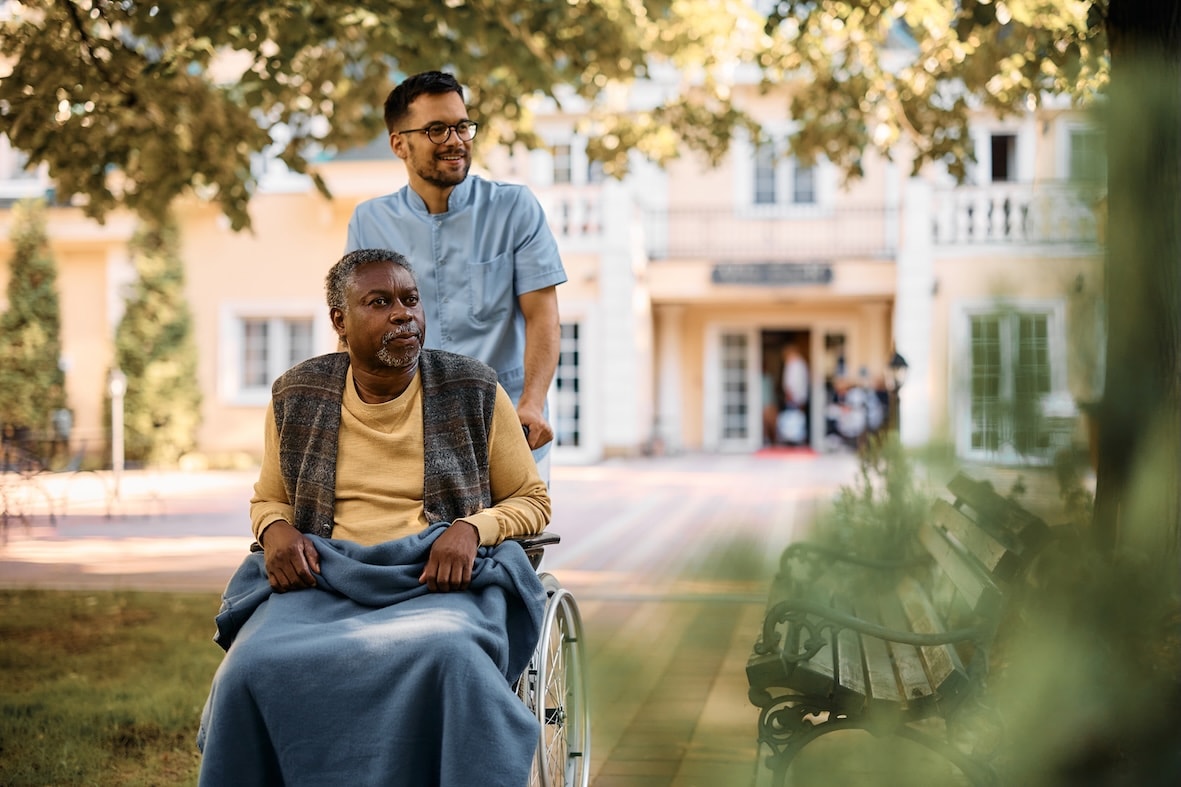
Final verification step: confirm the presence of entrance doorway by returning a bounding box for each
[760,330,811,447]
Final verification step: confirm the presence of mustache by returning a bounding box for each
[382,326,421,342]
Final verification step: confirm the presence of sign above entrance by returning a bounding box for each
[710,262,834,286]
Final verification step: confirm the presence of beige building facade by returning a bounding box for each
[0,87,1102,468]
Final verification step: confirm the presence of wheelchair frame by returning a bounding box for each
[513,533,591,787]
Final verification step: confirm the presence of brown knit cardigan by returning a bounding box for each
[270,350,498,538]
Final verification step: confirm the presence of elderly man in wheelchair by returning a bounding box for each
[198,249,587,787]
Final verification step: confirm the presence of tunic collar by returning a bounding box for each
[404,175,474,216]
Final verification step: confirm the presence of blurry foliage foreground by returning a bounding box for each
[804,440,1181,785]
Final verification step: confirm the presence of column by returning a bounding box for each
[894,179,936,446]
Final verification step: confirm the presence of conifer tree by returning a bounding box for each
[113,216,201,466]
[0,199,65,451]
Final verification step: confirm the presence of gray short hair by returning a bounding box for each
[325,249,415,313]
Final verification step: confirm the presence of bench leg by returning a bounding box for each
[757,696,997,787]
[757,698,868,787]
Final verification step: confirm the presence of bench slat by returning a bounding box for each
[879,593,935,707]
[932,562,986,634]
[946,472,1050,553]
[931,498,1021,583]
[852,598,904,709]
[832,597,867,712]
[895,574,970,707]
[918,523,1003,621]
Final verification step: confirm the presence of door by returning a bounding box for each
[705,327,761,451]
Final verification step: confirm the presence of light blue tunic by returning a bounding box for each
[346,176,567,460]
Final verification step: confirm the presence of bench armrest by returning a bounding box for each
[755,597,990,660]
[781,541,923,572]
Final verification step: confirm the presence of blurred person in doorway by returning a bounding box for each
[780,343,810,446]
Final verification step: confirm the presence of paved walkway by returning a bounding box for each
[0,450,861,786]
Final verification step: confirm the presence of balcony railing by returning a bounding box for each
[932,181,1102,247]
[642,204,898,262]
[536,186,605,245]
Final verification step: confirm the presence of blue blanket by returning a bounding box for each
[197,523,547,787]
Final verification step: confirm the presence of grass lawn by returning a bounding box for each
[0,590,224,786]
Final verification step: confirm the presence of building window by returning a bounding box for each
[968,309,1059,459]
[792,163,816,204]
[239,317,315,393]
[721,333,750,440]
[990,134,1017,182]
[1069,129,1106,184]
[754,142,777,205]
[752,139,817,207]
[242,319,270,389]
[552,144,572,185]
[553,322,582,448]
[587,158,605,185]
[221,302,328,405]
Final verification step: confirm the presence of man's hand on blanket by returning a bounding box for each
[419,522,481,592]
[260,521,321,592]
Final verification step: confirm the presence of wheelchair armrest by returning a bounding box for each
[508,531,561,570]
[508,531,561,551]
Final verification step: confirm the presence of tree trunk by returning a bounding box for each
[1095,0,1181,561]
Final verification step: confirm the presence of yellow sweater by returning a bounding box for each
[250,367,550,547]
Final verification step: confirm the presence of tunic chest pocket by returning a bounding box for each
[466,251,514,326]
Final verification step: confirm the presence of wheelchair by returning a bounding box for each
[513,532,591,787]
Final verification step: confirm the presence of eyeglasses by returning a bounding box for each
[396,121,478,144]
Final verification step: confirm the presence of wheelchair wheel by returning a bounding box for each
[519,572,591,787]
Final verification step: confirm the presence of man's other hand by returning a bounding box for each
[261,521,321,592]
[518,401,553,449]
[420,522,480,592]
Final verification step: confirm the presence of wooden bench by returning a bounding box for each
[746,472,1052,786]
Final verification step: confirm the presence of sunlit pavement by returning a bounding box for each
[1,467,258,591]
[1,450,862,787]
[1,451,859,595]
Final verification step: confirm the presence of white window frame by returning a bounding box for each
[586,157,606,185]
[549,301,601,464]
[551,321,584,450]
[703,324,761,452]
[551,142,572,185]
[733,128,833,218]
[1056,119,1106,184]
[969,117,1035,185]
[219,300,334,405]
[531,132,608,189]
[951,298,1071,465]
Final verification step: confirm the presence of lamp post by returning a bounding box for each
[888,350,909,436]
[108,369,126,502]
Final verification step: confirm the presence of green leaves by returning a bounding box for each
[113,216,202,466]
[0,200,64,436]
[0,0,1110,228]
[761,0,1108,181]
